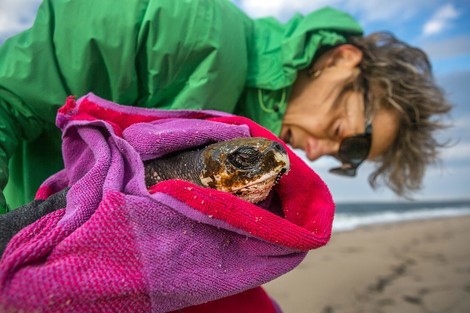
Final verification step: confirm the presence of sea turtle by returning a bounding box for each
[0,137,290,256]
[144,137,290,203]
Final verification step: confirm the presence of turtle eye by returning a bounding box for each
[227,146,261,170]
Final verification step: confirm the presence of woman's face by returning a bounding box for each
[280,45,399,164]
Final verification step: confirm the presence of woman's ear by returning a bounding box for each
[312,44,363,71]
[328,44,363,68]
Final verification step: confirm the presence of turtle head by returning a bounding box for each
[199,137,290,203]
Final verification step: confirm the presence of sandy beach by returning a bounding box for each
[264,216,470,313]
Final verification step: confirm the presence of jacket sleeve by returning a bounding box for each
[0,0,75,212]
[0,0,252,211]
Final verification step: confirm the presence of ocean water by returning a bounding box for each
[333,199,470,232]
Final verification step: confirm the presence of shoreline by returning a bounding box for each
[332,210,470,233]
[264,215,470,313]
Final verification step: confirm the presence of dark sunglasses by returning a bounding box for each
[329,78,372,177]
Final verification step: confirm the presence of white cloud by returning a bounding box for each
[0,0,42,42]
[235,0,438,24]
[441,142,470,161]
[422,4,459,37]
[453,116,470,132]
[236,0,340,22]
[339,0,433,24]
[421,35,470,59]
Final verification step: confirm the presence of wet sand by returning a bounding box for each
[264,216,470,313]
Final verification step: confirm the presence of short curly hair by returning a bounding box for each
[348,32,452,197]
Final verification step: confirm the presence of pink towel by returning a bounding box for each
[0,93,334,313]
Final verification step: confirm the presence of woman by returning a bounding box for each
[0,1,449,212]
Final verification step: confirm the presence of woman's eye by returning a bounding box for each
[334,123,343,139]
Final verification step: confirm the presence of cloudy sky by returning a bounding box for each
[1,0,469,202]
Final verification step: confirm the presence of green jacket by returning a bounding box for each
[0,0,362,212]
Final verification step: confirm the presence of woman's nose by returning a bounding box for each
[305,138,340,161]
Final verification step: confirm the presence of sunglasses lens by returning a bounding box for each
[338,136,371,166]
[330,135,372,177]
